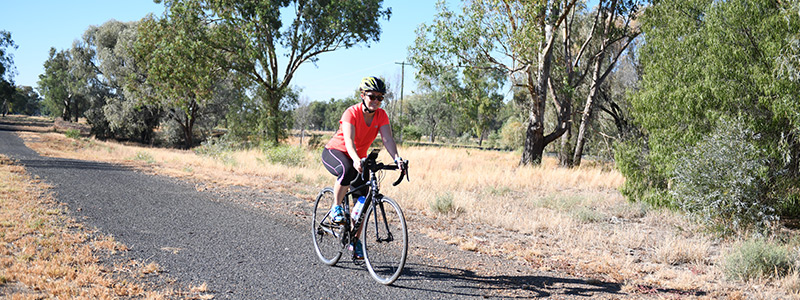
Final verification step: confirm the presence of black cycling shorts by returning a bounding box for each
[321,148,366,192]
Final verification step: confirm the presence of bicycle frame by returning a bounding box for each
[339,150,406,252]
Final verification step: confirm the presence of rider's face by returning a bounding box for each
[362,92,383,111]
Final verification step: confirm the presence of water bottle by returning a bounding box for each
[352,196,366,221]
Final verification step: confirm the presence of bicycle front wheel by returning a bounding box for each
[362,196,408,285]
[312,187,343,265]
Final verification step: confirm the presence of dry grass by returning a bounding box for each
[0,154,169,298]
[13,128,800,299]
[0,152,227,299]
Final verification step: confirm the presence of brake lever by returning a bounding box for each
[392,160,409,186]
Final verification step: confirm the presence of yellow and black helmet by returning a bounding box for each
[359,76,386,94]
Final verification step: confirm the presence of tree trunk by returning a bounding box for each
[520,23,556,166]
[182,100,198,149]
[521,119,546,165]
[573,5,614,166]
[573,60,602,167]
[559,125,573,167]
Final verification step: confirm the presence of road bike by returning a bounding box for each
[312,149,409,285]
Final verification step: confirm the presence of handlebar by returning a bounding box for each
[359,150,409,186]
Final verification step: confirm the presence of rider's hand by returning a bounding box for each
[395,157,405,170]
[353,159,363,173]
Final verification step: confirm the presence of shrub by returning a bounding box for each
[500,119,524,150]
[724,238,796,281]
[64,129,81,139]
[263,144,307,167]
[670,118,777,234]
[402,125,422,142]
[132,151,155,164]
[194,136,239,166]
[430,193,454,214]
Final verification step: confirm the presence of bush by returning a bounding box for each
[132,151,155,164]
[430,193,454,214]
[724,238,796,281]
[500,119,524,150]
[402,125,422,142]
[194,136,239,166]
[263,144,307,167]
[64,129,81,139]
[670,118,777,234]
[614,136,672,208]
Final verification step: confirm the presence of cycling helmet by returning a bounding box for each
[359,76,386,94]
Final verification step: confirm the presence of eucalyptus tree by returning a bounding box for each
[410,0,579,165]
[134,4,227,148]
[1,30,17,116]
[404,91,454,143]
[38,46,93,122]
[570,0,643,166]
[546,0,644,166]
[154,0,392,144]
[79,20,162,142]
[9,86,41,115]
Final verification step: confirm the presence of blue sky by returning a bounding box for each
[1,0,447,102]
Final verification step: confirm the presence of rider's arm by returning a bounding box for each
[379,124,403,164]
[342,121,362,172]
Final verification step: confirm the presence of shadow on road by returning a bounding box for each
[17,158,130,172]
[396,263,622,298]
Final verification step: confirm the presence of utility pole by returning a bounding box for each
[394,61,407,117]
[395,61,408,142]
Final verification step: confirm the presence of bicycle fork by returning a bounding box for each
[371,196,394,243]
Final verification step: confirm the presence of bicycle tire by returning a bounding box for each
[362,196,408,285]
[312,187,343,265]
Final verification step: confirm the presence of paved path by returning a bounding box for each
[0,129,624,299]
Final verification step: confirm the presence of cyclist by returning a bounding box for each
[320,76,404,259]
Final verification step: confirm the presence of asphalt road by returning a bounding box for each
[0,129,624,299]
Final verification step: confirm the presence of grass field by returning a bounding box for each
[5,116,800,299]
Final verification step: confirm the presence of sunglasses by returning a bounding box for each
[364,94,384,101]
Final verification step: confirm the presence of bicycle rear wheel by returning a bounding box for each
[362,196,408,285]
[312,188,343,265]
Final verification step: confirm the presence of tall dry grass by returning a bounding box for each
[16,131,800,298]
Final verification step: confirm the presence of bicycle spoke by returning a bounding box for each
[312,188,343,265]
[363,197,408,285]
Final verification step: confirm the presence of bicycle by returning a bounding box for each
[312,149,409,285]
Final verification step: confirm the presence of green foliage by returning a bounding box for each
[37,48,91,122]
[0,30,15,82]
[500,118,525,150]
[263,144,307,167]
[430,192,454,214]
[724,238,796,281]
[64,129,81,139]
[671,119,777,234]
[402,125,422,142]
[9,86,41,115]
[619,0,800,233]
[134,9,225,149]
[194,136,239,166]
[82,20,161,143]
[0,30,17,116]
[153,0,391,144]
[403,92,454,143]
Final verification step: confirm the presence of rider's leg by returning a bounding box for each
[333,181,348,207]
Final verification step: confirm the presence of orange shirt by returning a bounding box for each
[325,103,390,159]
